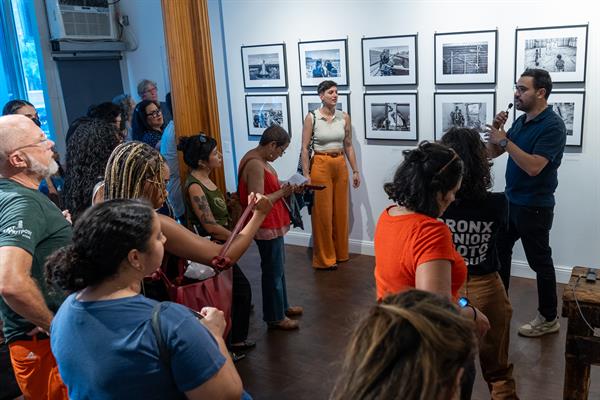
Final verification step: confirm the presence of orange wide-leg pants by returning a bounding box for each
[309,154,349,268]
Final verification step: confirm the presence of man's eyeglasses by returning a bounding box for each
[144,87,158,95]
[8,138,50,153]
[513,85,530,94]
[146,109,162,118]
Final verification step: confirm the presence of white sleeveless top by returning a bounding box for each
[312,109,345,152]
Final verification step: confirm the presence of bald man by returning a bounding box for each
[0,115,71,399]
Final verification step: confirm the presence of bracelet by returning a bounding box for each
[352,170,359,174]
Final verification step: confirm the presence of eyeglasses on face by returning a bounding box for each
[144,87,158,94]
[146,109,162,118]
[8,138,50,153]
[513,85,530,94]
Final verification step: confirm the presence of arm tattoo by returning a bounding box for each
[192,195,217,225]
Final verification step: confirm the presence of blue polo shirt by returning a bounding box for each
[505,105,566,207]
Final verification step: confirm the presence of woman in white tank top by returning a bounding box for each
[300,80,361,269]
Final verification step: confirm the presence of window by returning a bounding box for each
[0,0,53,139]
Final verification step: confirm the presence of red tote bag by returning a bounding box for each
[156,195,257,339]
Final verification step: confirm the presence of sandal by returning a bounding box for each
[285,306,304,317]
[267,317,299,330]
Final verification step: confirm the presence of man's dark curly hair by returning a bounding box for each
[63,119,122,222]
[383,141,463,218]
[440,127,492,201]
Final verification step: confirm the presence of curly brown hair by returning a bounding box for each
[440,127,492,201]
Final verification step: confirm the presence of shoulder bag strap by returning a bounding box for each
[151,303,171,371]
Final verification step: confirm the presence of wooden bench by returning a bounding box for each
[562,266,600,399]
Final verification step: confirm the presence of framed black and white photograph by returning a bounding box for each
[515,25,588,83]
[300,93,349,118]
[434,92,495,140]
[515,91,585,147]
[241,43,287,89]
[361,35,417,86]
[363,93,418,140]
[298,39,348,87]
[434,30,497,84]
[245,94,290,136]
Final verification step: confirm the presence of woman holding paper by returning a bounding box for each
[300,80,361,270]
[238,125,304,330]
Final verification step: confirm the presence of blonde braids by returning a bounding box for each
[104,142,164,201]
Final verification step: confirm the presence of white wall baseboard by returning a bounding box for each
[285,231,572,284]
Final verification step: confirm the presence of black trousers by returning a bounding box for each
[497,202,557,320]
[230,264,252,344]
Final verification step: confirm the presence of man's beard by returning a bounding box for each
[26,154,59,179]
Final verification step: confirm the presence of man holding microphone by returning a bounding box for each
[486,68,566,338]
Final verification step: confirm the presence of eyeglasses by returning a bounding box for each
[435,149,459,176]
[144,87,158,94]
[513,84,530,94]
[8,138,50,153]
[146,109,162,118]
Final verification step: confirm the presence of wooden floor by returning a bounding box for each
[235,243,600,400]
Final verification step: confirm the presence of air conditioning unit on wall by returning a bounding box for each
[45,0,118,41]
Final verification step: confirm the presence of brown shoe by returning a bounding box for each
[285,306,304,317]
[268,317,299,330]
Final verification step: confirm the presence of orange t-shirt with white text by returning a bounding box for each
[374,206,467,301]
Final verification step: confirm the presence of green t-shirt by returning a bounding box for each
[184,174,230,237]
[0,179,72,343]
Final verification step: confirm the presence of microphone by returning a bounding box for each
[505,103,513,116]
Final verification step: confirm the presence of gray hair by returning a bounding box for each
[136,79,157,98]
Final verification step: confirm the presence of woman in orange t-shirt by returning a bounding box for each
[374,142,489,337]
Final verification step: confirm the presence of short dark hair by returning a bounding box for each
[521,68,552,99]
[383,141,463,218]
[177,134,217,169]
[317,80,337,94]
[45,199,155,291]
[440,128,492,201]
[2,99,34,116]
[259,125,290,147]
[87,102,122,125]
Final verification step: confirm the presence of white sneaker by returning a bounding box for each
[518,313,560,337]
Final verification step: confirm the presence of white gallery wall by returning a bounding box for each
[122,0,600,283]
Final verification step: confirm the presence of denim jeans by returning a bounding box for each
[255,237,290,323]
[497,202,557,320]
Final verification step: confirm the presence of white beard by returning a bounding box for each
[26,155,59,179]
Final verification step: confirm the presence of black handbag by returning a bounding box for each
[296,110,316,214]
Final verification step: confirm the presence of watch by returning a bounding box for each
[458,297,477,321]
[499,138,509,149]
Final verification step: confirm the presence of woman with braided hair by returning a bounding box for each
[330,289,476,400]
[100,141,273,274]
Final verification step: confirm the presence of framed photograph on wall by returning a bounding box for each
[245,94,290,136]
[434,30,497,84]
[300,93,349,118]
[434,92,496,140]
[514,25,588,83]
[514,91,585,147]
[363,93,418,140]
[298,39,348,87]
[361,34,418,86]
[241,43,287,89]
